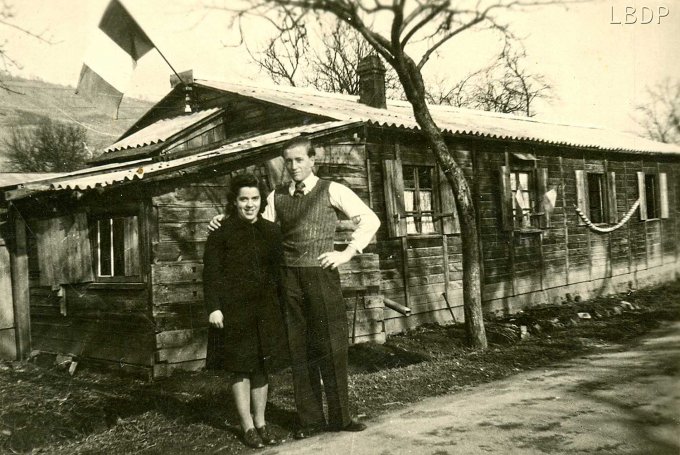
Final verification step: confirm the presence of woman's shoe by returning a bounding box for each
[242,428,265,449]
[256,425,280,445]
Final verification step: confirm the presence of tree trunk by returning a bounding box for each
[397,58,488,349]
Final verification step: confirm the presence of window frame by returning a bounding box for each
[637,171,669,221]
[586,172,606,225]
[89,204,146,284]
[402,164,438,236]
[509,168,536,230]
[575,169,618,226]
[500,162,550,232]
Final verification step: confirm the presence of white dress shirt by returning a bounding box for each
[263,173,380,253]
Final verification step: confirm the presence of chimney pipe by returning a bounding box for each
[356,55,387,109]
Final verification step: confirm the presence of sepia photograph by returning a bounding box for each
[0,1,678,453]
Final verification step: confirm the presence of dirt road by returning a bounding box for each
[265,322,680,455]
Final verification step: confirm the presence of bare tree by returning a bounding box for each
[228,0,577,348]
[426,41,551,117]
[0,1,52,93]
[246,11,310,86]
[248,17,401,97]
[3,118,89,172]
[635,79,680,145]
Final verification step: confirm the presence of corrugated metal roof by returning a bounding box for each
[9,121,356,197]
[0,173,66,189]
[196,79,680,156]
[104,108,221,153]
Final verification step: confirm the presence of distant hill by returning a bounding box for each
[0,74,154,169]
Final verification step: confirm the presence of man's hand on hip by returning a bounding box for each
[209,310,224,328]
[317,248,356,270]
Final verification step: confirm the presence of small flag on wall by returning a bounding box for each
[76,0,154,118]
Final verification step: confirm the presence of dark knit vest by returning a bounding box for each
[275,179,337,267]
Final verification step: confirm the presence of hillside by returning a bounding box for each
[0,74,154,169]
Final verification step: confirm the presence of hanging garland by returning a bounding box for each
[574,199,640,233]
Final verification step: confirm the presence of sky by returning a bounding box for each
[2,0,679,136]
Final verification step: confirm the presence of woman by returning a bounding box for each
[203,173,288,449]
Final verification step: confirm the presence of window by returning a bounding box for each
[94,215,141,279]
[403,165,436,234]
[510,171,534,229]
[500,166,550,231]
[637,171,669,220]
[644,174,659,219]
[575,170,617,226]
[587,173,605,224]
[382,158,459,238]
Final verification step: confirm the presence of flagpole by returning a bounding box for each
[153,45,183,83]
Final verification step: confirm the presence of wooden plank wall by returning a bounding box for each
[365,129,679,331]
[150,144,384,376]
[366,138,466,332]
[30,285,154,372]
[315,142,385,344]
[0,236,17,359]
[150,165,266,376]
[474,146,680,314]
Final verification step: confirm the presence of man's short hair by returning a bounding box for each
[282,136,315,157]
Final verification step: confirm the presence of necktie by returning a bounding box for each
[294,181,305,198]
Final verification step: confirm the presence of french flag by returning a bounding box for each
[76,0,154,118]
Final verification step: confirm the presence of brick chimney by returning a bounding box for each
[356,55,387,109]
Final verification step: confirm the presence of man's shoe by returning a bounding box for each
[333,420,366,432]
[256,425,280,445]
[293,426,322,439]
[242,428,265,449]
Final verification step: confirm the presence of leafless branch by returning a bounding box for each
[635,79,680,144]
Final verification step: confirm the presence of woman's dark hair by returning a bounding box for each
[227,173,268,215]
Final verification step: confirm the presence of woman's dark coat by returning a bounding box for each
[202,215,288,373]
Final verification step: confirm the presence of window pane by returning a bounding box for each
[645,174,658,218]
[512,171,533,228]
[112,218,126,276]
[406,215,418,234]
[403,166,416,189]
[420,191,432,211]
[404,190,415,212]
[588,173,604,223]
[97,216,140,278]
[418,167,432,189]
[514,188,529,209]
[421,215,436,234]
[518,172,529,191]
[123,216,140,276]
[98,219,112,276]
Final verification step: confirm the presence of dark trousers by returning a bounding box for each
[283,266,351,429]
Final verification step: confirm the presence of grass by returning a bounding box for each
[1,280,679,454]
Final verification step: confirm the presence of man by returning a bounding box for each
[210,136,380,438]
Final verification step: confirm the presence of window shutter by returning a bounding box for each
[659,172,669,219]
[35,213,94,286]
[637,171,648,221]
[123,216,140,276]
[382,159,407,237]
[536,168,551,228]
[606,171,618,223]
[438,165,460,234]
[499,166,513,231]
[575,170,588,225]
